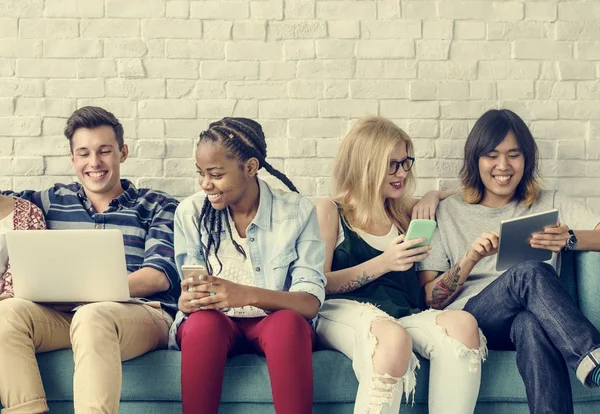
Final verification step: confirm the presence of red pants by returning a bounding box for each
[177,309,316,414]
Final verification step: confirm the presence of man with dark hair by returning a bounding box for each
[420,109,600,414]
[0,106,180,413]
[64,105,125,150]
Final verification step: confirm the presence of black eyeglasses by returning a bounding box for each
[388,156,415,175]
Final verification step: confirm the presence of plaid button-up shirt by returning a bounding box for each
[2,179,181,313]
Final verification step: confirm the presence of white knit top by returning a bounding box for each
[207,221,267,318]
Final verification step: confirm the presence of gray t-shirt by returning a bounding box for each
[420,190,600,310]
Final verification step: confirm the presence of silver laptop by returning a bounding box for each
[496,209,560,272]
[6,229,131,302]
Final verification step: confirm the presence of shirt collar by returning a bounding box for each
[77,179,138,209]
[250,178,273,231]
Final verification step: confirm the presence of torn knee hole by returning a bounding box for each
[367,362,418,413]
[434,316,488,373]
[367,374,400,412]
[434,313,480,349]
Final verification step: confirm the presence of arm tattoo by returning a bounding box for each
[330,272,376,294]
[427,263,464,309]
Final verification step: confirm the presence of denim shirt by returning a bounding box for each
[168,178,326,349]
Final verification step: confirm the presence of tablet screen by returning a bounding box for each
[496,209,559,272]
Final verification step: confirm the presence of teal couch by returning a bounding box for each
[3,252,600,413]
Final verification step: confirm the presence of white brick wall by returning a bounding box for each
[0,0,599,212]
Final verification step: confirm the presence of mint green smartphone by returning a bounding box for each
[405,219,437,249]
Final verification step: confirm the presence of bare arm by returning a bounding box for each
[410,189,459,220]
[315,199,386,294]
[247,288,320,319]
[419,231,499,309]
[530,223,600,252]
[315,199,428,294]
[574,228,600,251]
[0,195,15,221]
[419,255,478,309]
[182,276,320,319]
[129,267,170,298]
[326,264,386,294]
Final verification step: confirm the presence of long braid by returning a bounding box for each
[203,203,217,274]
[263,160,298,192]
[196,117,299,272]
[221,119,298,194]
[197,198,214,275]
[212,209,224,274]
[223,212,246,258]
[234,121,299,192]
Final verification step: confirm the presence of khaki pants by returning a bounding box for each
[0,298,173,414]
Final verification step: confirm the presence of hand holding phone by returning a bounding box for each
[379,220,435,273]
[405,219,437,249]
[181,264,208,283]
[179,265,210,314]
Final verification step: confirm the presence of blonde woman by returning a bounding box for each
[315,117,487,414]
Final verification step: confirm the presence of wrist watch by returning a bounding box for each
[564,230,578,251]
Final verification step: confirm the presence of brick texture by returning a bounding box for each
[0,0,598,210]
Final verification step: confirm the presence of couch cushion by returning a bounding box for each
[576,252,600,331]
[31,349,600,405]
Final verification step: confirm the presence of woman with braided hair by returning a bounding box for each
[168,117,326,414]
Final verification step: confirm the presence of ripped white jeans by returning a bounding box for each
[315,299,487,414]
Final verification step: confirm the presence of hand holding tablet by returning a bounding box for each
[530,223,571,253]
[495,209,559,271]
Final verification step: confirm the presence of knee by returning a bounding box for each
[514,260,556,280]
[436,310,481,350]
[259,310,313,351]
[264,310,310,336]
[371,319,413,378]
[0,298,36,335]
[70,303,115,339]
[179,310,231,344]
[71,302,112,328]
[510,311,543,343]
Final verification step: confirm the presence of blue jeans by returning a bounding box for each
[463,260,600,414]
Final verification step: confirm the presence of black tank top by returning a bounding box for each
[326,209,425,318]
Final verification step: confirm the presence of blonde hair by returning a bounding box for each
[332,117,416,233]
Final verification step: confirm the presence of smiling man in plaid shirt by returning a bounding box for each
[0,106,180,413]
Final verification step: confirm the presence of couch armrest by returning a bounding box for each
[576,251,600,331]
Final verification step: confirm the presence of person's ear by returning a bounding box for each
[120,144,129,163]
[245,157,259,177]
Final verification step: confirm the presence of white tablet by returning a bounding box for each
[496,209,559,272]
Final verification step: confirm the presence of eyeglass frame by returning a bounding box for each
[388,156,415,175]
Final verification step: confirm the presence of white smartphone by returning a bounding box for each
[181,264,208,281]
